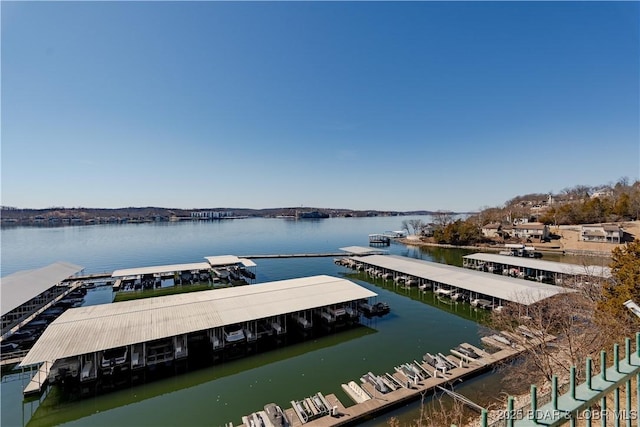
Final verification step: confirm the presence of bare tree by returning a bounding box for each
[489,290,600,386]
[401,219,426,235]
[387,390,468,427]
[432,211,454,229]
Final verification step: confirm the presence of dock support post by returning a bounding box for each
[570,366,576,400]
[552,375,558,411]
[480,409,488,427]
[507,396,514,427]
[530,385,537,423]
[613,344,620,427]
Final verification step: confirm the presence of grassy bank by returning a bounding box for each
[113,283,230,302]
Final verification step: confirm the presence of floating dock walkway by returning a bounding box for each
[240,253,348,259]
[23,361,52,396]
[235,329,555,427]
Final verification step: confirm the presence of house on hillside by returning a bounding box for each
[581,223,624,243]
[512,222,550,242]
[481,223,503,238]
[420,223,436,237]
[512,217,530,225]
[590,188,613,199]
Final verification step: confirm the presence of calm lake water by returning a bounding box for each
[0,217,603,427]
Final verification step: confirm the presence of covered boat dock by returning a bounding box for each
[111,255,257,291]
[1,262,84,336]
[205,255,257,282]
[462,253,611,285]
[111,262,213,291]
[19,275,377,393]
[345,255,572,307]
[339,246,389,256]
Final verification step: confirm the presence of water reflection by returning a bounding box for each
[25,327,377,427]
[343,272,491,324]
[396,245,475,267]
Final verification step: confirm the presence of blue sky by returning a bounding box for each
[2,1,638,212]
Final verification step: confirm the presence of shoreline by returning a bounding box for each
[398,220,639,260]
[398,238,614,259]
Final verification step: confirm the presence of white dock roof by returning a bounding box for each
[111,262,212,278]
[20,275,376,366]
[205,255,255,267]
[353,255,572,305]
[1,262,84,316]
[339,246,388,255]
[463,253,611,278]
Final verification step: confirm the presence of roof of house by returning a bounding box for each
[513,223,547,230]
[582,230,606,237]
[482,223,502,230]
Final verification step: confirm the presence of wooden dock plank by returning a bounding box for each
[241,334,556,427]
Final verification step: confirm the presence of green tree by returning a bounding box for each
[538,207,556,225]
[597,240,640,325]
[613,193,631,219]
[432,219,482,245]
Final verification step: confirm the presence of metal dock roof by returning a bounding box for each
[111,256,257,278]
[111,262,212,278]
[1,262,84,316]
[352,255,572,305]
[462,253,611,278]
[205,255,256,267]
[339,246,388,256]
[20,275,376,366]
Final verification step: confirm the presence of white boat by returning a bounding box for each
[224,328,246,343]
[434,288,453,296]
[491,334,512,346]
[293,314,312,329]
[383,230,407,238]
[470,299,493,309]
[451,292,466,301]
[264,403,290,427]
[405,278,418,286]
[213,268,230,279]
[320,310,334,323]
[394,275,406,284]
[341,381,371,403]
[101,346,128,369]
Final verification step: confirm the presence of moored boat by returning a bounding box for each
[470,298,493,309]
[264,403,290,427]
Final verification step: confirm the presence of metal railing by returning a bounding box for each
[479,333,640,427]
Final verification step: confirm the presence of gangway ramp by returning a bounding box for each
[23,361,52,396]
[436,386,486,412]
